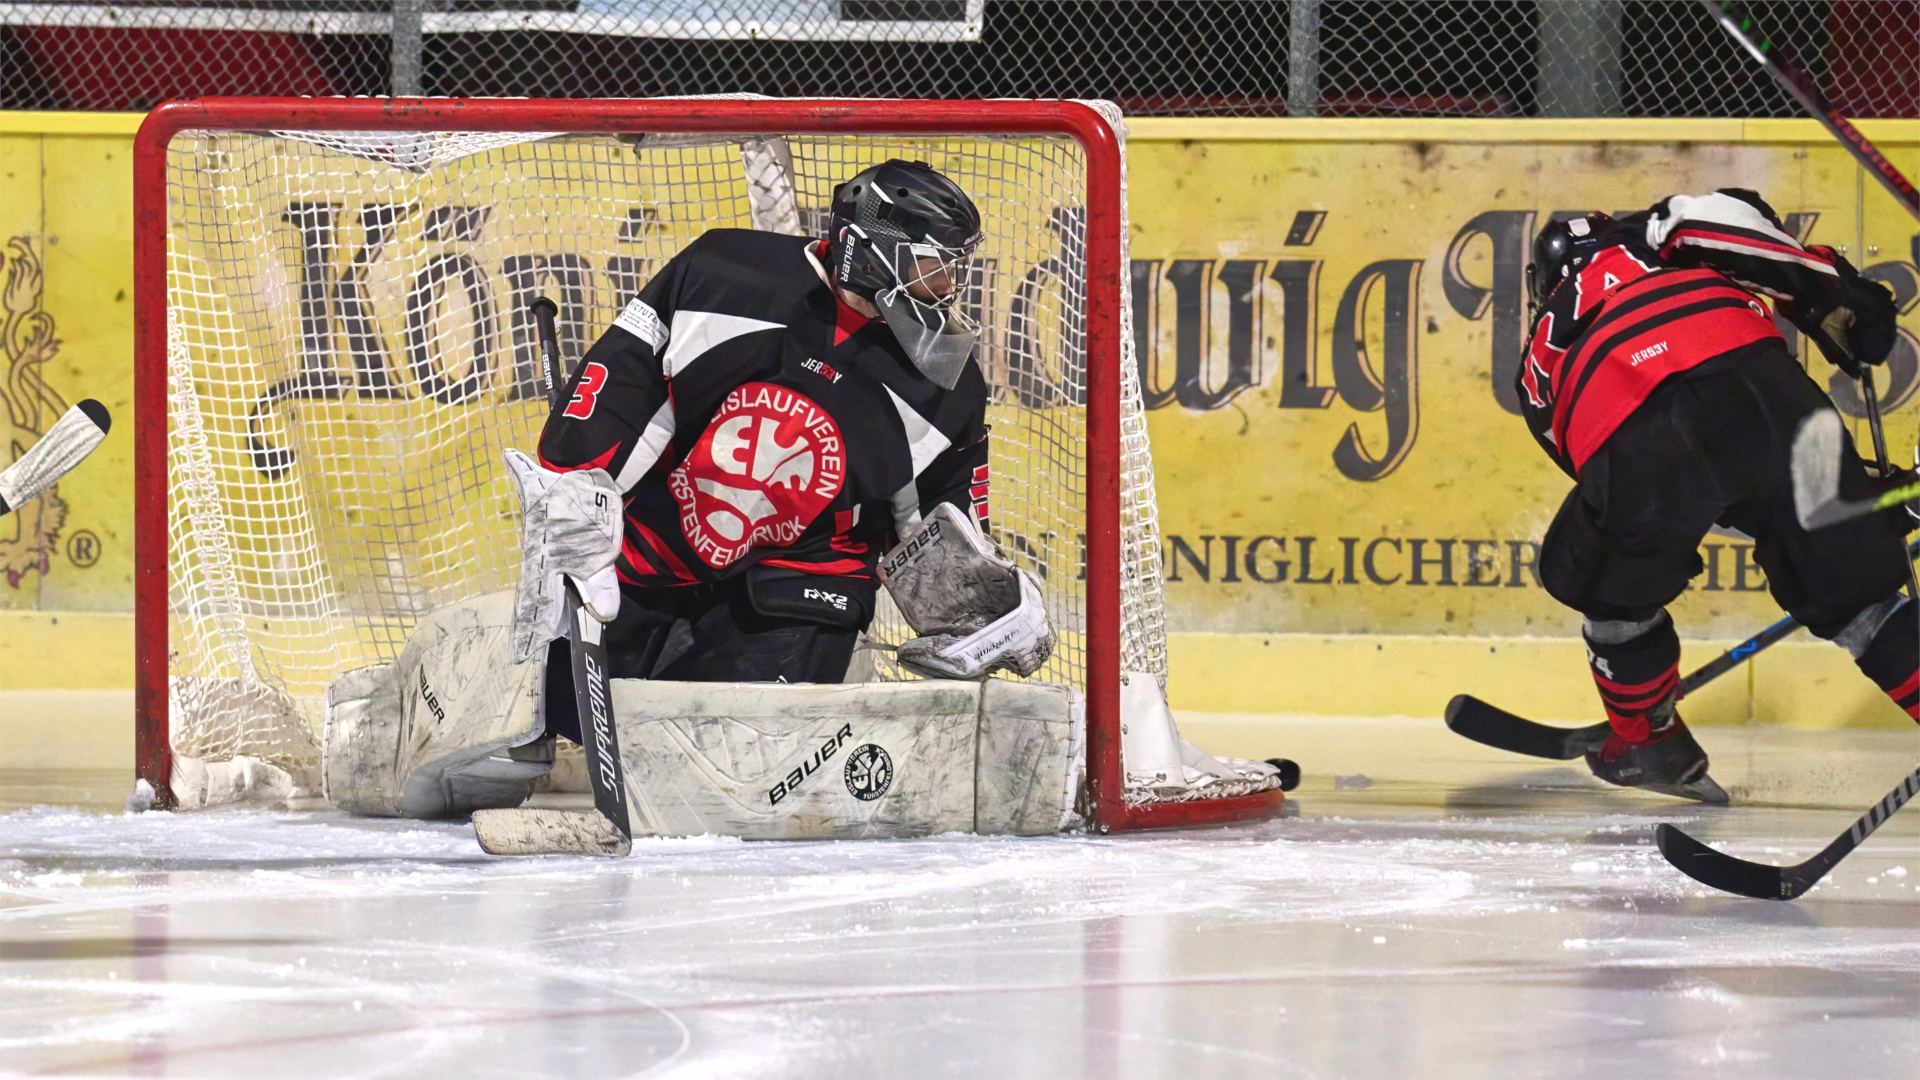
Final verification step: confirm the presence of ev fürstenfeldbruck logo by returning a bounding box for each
[843,744,893,801]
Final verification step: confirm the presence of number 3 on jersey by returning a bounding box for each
[564,361,609,419]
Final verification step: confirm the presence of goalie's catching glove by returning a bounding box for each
[879,502,1054,679]
[503,449,622,662]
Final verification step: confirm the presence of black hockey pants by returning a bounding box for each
[544,576,861,744]
[1538,340,1911,638]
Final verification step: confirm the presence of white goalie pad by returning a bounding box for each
[323,591,550,818]
[1120,671,1282,804]
[608,677,1084,839]
[879,502,1054,678]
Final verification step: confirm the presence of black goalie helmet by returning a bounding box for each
[826,159,984,389]
[1527,213,1611,326]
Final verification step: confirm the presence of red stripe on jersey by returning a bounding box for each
[1550,279,1779,469]
[1663,226,1837,270]
[1521,312,1564,411]
[1570,246,1659,321]
[627,520,697,584]
[834,298,871,346]
[761,556,871,576]
[970,464,991,521]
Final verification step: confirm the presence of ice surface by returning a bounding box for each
[2,721,1917,1078]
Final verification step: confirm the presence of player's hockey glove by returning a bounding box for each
[503,449,623,663]
[1799,250,1899,379]
[879,502,1054,680]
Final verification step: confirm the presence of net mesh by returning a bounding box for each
[8,2,1915,119]
[162,100,1168,789]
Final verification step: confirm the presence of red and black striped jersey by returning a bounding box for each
[1518,190,1847,476]
[536,229,990,587]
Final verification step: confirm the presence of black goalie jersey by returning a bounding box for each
[537,229,990,589]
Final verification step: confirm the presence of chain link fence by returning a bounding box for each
[3,1,1914,117]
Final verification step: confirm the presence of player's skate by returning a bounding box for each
[1583,714,1727,803]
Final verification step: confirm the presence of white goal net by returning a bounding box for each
[158,99,1172,804]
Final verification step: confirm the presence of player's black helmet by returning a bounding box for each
[1527,213,1610,326]
[826,160,984,389]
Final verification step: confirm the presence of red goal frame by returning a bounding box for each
[131,96,1285,832]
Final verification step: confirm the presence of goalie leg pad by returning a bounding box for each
[976,679,1085,835]
[610,679,981,839]
[323,591,549,818]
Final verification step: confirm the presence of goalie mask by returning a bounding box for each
[827,160,984,389]
[1526,213,1610,326]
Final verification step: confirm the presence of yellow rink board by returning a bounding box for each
[1,112,1916,751]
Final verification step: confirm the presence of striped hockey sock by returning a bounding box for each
[1585,613,1681,744]
[1854,605,1920,721]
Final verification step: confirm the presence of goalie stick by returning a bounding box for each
[1448,532,1920,759]
[473,299,632,856]
[1700,0,1919,222]
[1656,766,1920,900]
[0,399,111,517]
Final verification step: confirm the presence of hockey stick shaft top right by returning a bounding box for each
[1701,1,1920,221]
[0,399,112,516]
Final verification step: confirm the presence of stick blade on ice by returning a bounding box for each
[1656,823,1795,900]
[0,399,111,516]
[473,808,633,856]
[1444,695,1609,761]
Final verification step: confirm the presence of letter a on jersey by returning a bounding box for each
[668,382,846,568]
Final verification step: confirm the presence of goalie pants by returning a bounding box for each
[1538,342,1916,733]
[544,577,860,744]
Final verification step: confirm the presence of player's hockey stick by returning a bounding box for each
[1448,533,1920,758]
[473,299,632,856]
[1701,0,1920,222]
[1656,766,1920,900]
[0,399,111,517]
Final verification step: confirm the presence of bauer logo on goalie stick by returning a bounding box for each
[767,723,855,806]
[844,743,894,802]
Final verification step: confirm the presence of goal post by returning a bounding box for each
[132,96,1285,832]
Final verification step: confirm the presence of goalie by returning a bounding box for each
[326,160,1058,823]
[518,159,1052,722]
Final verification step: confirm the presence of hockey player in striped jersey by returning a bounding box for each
[1521,189,1909,800]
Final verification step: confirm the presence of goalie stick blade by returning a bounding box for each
[0,399,112,516]
[1443,695,1610,760]
[1655,823,1791,900]
[473,808,633,857]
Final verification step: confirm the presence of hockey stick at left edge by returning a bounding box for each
[0,400,111,516]
[472,299,633,856]
[1657,765,1920,900]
